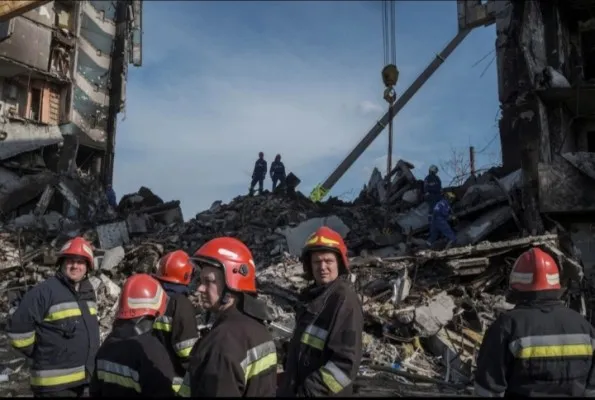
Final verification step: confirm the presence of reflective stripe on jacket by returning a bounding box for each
[475,299,595,397]
[7,273,100,394]
[153,293,199,376]
[279,276,364,397]
[179,306,277,397]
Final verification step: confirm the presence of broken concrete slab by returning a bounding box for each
[99,246,125,271]
[413,291,456,337]
[0,123,63,161]
[395,202,430,233]
[96,221,130,250]
[456,205,513,245]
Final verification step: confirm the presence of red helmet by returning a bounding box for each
[509,247,561,292]
[192,237,257,293]
[301,226,349,279]
[154,250,195,286]
[58,237,94,270]
[116,274,167,320]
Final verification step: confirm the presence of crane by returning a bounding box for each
[0,0,52,22]
[309,1,476,203]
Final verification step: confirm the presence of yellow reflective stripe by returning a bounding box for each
[301,324,328,350]
[301,333,324,350]
[44,302,82,322]
[7,331,35,348]
[87,301,97,316]
[30,366,85,387]
[306,235,340,246]
[240,341,277,382]
[509,334,594,359]
[319,361,351,394]
[153,315,172,332]
[97,371,141,393]
[177,372,191,397]
[309,184,328,202]
[174,338,198,358]
[172,377,183,393]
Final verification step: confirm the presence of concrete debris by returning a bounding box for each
[0,160,590,395]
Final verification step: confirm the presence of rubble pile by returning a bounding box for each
[0,158,588,396]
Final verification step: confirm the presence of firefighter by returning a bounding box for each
[427,191,457,247]
[7,237,99,397]
[90,274,180,397]
[475,247,595,397]
[152,250,199,376]
[270,154,286,192]
[249,151,267,196]
[278,226,364,397]
[423,164,442,219]
[178,237,277,397]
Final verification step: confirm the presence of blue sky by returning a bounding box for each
[113,0,500,219]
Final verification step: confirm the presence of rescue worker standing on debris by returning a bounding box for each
[423,165,442,219]
[7,237,100,398]
[90,274,180,397]
[270,154,286,191]
[475,247,595,397]
[152,250,199,376]
[278,226,364,397]
[249,151,268,196]
[427,191,457,247]
[178,237,277,397]
[106,184,117,208]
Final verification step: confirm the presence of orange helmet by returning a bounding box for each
[58,237,94,270]
[154,250,195,286]
[301,226,349,279]
[116,274,167,320]
[509,247,561,292]
[192,237,257,293]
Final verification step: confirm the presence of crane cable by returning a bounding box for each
[381,0,398,232]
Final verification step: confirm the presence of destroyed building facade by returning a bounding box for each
[0,0,142,221]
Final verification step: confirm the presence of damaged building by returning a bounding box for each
[0,0,142,223]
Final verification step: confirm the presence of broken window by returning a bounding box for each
[580,29,595,81]
[49,42,71,78]
[41,85,61,125]
[0,19,15,42]
[28,88,42,121]
[53,1,75,32]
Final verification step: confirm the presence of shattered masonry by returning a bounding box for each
[1,0,595,397]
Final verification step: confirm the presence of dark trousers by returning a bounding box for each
[272,176,285,191]
[34,385,87,398]
[250,177,264,194]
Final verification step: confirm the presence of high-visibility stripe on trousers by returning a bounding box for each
[319,361,352,394]
[7,331,35,348]
[174,338,198,358]
[508,334,595,359]
[240,341,277,382]
[154,315,173,332]
[30,366,86,388]
[96,359,141,393]
[301,325,328,351]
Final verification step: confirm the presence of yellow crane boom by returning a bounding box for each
[0,0,51,22]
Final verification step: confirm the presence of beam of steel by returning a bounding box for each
[310,28,472,202]
[0,0,51,22]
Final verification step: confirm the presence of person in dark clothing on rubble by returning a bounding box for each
[152,250,199,377]
[106,184,117,208]
[90,274,180,397]
[427,191,457,248]
[423,165,442,220]
[249,152,267,196]
[270,154,286,192]
[7,237,99,398]
[475,247,595,397]
[278,226,364,397]
[178,237,277,397]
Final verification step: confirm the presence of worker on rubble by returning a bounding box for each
[105,184,117,209]
[474,247,595,397]
[427,191,457,248]
[7,237,100,397]
[249,151,268,196]
[178,237,277,397]
[278,226,364,397]
[423,165,442,219]
[152,250,199,377]
[90,274,180,397]
[270,154,286,192]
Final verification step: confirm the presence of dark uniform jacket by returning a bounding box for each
[179,304,277,397]
[270,160,286,180]
[475,298,595,397]
[7,271,99,394]
[90,319,180,397]
[279,276,364,397]
[252,159,267,180]
[153,293,199,376]
[423,173,442,204]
